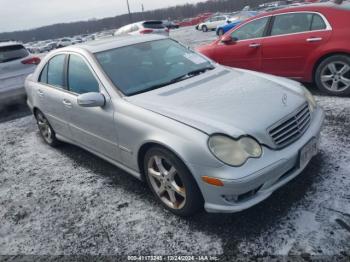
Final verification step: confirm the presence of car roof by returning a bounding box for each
[0,41,23,48]
[75,34,167,53]
[255,1,347,18]
[235,1,348,27]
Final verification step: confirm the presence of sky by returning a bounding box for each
[0,0,204,33]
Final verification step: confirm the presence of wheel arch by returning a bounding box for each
[33,107,40,117]
[137,141,191,182]
[137,140,206,210]
[312,52,350,82]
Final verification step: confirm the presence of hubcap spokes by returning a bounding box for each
[148,156,186,209]
[321,62,350,92]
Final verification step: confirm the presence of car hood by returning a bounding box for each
[125,67,307,148]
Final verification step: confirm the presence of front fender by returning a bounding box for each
[114,99,223,173]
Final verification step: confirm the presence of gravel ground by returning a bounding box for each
[0,27,350,260]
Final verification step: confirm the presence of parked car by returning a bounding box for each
[0,41,40,107]
[197,2,350,96]
[198,15,231,32]
[216,11,258,36]
[25,35,324,216]
[163,20,180,29]
[40,41,58,52]
[71,37,83,45]
[114,21,169,36]
[181,12,213,28]
[57,38,72,48]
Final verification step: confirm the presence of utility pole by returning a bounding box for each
[141,3,144,12]
[126,0,132,23]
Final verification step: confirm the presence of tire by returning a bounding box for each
[202,25,208,32]
[144,146,203,216]
[315,54,350,96]
[35,110,60,147]
[217,28,224,36]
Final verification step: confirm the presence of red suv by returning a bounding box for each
[197,2,350,96]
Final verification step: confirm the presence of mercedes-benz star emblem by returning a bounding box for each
[282,94,288,106]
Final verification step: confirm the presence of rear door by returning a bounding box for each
[261,12,332,78]
[36,54,72,138]
[214,16,270,71]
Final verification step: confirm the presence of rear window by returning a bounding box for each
[142,21,165,29]
[0,44,29,63]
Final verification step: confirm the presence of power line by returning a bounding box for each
[126,0,132,22]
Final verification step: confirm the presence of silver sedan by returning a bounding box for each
[25,35,324,216]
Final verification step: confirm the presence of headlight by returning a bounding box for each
[303,88,317,112]
[208,135,262,166]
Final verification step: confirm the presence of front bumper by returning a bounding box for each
[187,107,325,213]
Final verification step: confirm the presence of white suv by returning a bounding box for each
[0,41,40,107]
[114,21,169,36]
[198,15,231,32]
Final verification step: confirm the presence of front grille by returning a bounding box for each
[268,103,311,148]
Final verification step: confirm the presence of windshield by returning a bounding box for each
[95,39,213,96]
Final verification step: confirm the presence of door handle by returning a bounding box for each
[37,89,44,97]
[249,43,261,48]
[306,37,322,42]
[62,99,72,108]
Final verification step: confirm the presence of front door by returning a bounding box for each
[214,16,270,71]
[65,54,119,161]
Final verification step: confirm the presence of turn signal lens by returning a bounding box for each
[202,176,224,187]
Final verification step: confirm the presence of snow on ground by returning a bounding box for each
[0,27,349,258]
[237,96,350,256]
[0,117,222,255]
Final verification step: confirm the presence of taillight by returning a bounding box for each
[21,57,41,65]
[140,29,154,34]
[165,28,170,33]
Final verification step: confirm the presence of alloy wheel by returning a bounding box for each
[320,61,350,93]
[36,112,53,144]
[147,155,186,210]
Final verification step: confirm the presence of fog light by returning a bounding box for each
[222,194,238,202]
[201,176,224,187]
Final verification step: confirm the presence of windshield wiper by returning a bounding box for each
[130,66,215,96]
[170,66,215,83]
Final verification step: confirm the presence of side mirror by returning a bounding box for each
[77,92,105,108]
[227,20,231,24]
[221,35,236,44]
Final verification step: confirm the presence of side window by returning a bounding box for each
[39,64,48,83]
[271,13,313,36]
[67,55,99,94]
[47,54,66,88]
[231,17,269,41]
[311,14,327,30]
